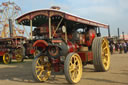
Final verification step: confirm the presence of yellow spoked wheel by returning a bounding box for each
[3,53,11,64]
[16,54,23,62]
[15,48,24,62]
[64,53,82,84]
[32,56,51,82]
[92,37,110,72]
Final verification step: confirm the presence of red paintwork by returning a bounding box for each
[78,51,93,62]
[53,63,60,72]
[12,54,16,59]
[51,58,60,63]
[86,29,96,46]
[0,51,5,56]
[30,49,35,54]
[74,44,79,51]
[87,51,93,61]
[67,41,78,52]
[67,41,74,52]
[33,40,48,48]
[51,58,60,72]
[78,52,87,62]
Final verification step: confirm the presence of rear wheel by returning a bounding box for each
[3,53,11,64]
[64,53,82,84]
[32,56,51,82]
[92,37,110,72]
[15,48,24,62]
[15,54,24,62]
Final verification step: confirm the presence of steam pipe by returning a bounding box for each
[108,25,111,37]
[8,19,13,37]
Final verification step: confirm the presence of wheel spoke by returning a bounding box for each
[74,58,78,64]
[105,53,108,56]
[102,42,106,48]
[69,60,75,71]
[47,71,51,76]
[71,71,75,80]
[69,65,74,72]
[104,61,108,66]
[74,71,77,78]
[36,66,42,69]
[36,68,41,73]
[103,54,109,67]
[103,47,107,51]
[38,70,44,78]
[37,60,41,66]
[103,58,107,63]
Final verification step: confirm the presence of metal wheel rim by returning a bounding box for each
[69,54,82,83]
[101,38,110,70]
[16,54,22,62]
[35,56,51,81]
[3,53,10,64]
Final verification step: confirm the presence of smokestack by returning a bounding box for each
[8,19,13,37]
[50,6,60,10]
[122,32,125,40]
[117,28,120,38]
[108,25,111,37]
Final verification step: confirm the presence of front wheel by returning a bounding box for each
[64,53,82,84]
[32,56,51,82]
[3,53,12,64]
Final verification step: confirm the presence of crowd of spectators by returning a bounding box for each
[109,41,128,54]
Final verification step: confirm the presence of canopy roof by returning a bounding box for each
[0,36,26,41]
[16,9,108,28]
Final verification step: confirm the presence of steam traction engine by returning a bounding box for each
[0,18,26,64]
[0,36,26,64]
[16,8,110,83]
[0,1,27,64]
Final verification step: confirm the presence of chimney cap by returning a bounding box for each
[50,6,60,10]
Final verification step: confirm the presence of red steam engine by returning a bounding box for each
[16,7,110,84]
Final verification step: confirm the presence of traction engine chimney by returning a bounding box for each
[8,19,13,37]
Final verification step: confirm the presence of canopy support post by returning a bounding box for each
[30,19,33,40]
[65,27,67,43]
[52,17,63,38]
[64,23,67,43]
[49,17,51,39]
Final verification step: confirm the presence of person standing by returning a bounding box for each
[119,42,123,54]
[109,42,113,54]
[124,42,127,53]
[127,42,128,52]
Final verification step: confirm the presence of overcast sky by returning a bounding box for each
[0,0,128,36]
